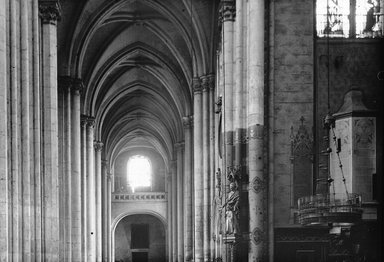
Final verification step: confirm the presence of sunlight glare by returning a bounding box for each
[127,155,151,192]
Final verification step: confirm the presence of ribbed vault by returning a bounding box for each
[58,0,217,168]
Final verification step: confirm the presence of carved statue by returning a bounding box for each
[222,182,240,235]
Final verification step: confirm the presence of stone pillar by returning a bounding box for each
[39,1,61,260]
[176,142,184,262]
[0,0,7,259]
[58,76,83,262]
[64,80,72,261]
[171,160,177,262]
[220,0,236,175]
[248,0,267,261]
[71,79,83,261]
[102,160,108,261]
[167,172,173,261]
[80,115,88,261]
[106,172,113,262]
[193,77,204,262]
[21,0,31,260]
[33,1,42,259]
[9,0,20,259]
[94,141,103,262]
[86,117,96,261]
[234,0,244,167]
[201,76,211,262]
[208,75,216,260]
[182,116,193,262]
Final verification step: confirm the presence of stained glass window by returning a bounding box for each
[317,0,383,38]
[317,0,350,37]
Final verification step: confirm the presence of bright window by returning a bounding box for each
[127,155,151,193]
[356,0,382,37]
[317,0,350,38]
[316,0,383,38]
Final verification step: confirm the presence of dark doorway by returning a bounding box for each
[131,224,149,249]
[114,214,166,262]
[132,252,148,262]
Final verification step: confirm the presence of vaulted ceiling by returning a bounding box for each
[58,0,218,169]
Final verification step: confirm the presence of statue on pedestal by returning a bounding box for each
[222,182,240,235]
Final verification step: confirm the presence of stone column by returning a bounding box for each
[86,117,96,261]
[9,0,20,259]
[33,1,42,258]
[234,0,244,167]
[248,0,267,261]
[94,141,103,262]
[0,0,8,259]
[167,172,173,261]
[102,160,108,261]
[176,142,184,262]
[71,79,83,261]
[58,77,72,261]
[64,80,72,261]
[201,76,211,262]
[220,0,236,175]
[80,115,88,261]
[58,76,83,262]
[208,75,216,260]
[106,172,113,262]
[193,77,204,262]
[39,1,61,260]
[21,0,32,260]
[171,160,177,262]
[182,116,193,262]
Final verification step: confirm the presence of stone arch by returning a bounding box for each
[111,211,168,262]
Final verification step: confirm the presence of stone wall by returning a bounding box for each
[272,0,314,226]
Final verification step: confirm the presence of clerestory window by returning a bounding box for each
[316,0,383,38]
[127,155,151,193]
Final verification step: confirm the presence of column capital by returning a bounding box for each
[39,0,61,25]
[81,115,88,127]
[94,141,104,152]
[182,116,193,129]
[174,141,185,150]
[81,115,95,128]
[219,0,236,23]
[192,77,202,94]
[200,74,215,92]
[106,173,113,181]
[58,76,84,95]
[200,76,209,92]
[87,117,95,128]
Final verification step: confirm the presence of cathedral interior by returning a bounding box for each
[0,0,383,261]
